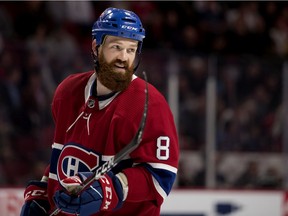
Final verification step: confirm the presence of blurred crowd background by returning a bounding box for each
[0,1,287,189]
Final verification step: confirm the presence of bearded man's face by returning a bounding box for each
[96,36,138,92]
[97,51,134,92]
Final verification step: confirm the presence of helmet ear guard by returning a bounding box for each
[92,7,145,54]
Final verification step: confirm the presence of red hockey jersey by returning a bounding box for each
[46,71,179,215]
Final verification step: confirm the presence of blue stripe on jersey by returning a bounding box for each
[142,163,176,196]
[50,147,62,175]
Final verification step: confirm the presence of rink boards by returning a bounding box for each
[0,188,286,216]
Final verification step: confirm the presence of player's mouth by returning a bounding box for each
[114,63,126,73]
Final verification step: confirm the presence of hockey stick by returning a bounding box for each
[49,71,149,216]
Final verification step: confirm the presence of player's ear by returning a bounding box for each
[92,39,97,56]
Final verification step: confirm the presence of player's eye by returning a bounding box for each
[127,48,136,54]
[111,45,121,50]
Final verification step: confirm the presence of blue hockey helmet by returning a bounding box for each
[92,7,145,53]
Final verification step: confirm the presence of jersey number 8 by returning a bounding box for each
[156,136,170,160]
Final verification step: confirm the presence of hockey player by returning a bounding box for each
[20,7,179,216]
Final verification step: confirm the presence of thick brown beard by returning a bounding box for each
[97,54,134,92]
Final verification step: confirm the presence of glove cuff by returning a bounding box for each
[98,174,122,211]
[116,172,128,201]
[24,181,48,202]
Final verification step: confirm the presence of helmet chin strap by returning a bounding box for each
[133,53,141,74]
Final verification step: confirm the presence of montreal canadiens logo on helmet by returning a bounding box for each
[57,143,100,181]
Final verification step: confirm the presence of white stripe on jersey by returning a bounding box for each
[49,172,58,181]
[152,176,168,200]
[52,142,64,150]
[84,72,96,102]
[148,162,178,174]
[102,155,114,161]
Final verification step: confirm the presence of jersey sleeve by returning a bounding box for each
[41,165,50,182]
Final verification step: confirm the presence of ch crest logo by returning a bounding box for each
[57,144,99,181]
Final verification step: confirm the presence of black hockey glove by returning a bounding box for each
[20,180,50,216]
